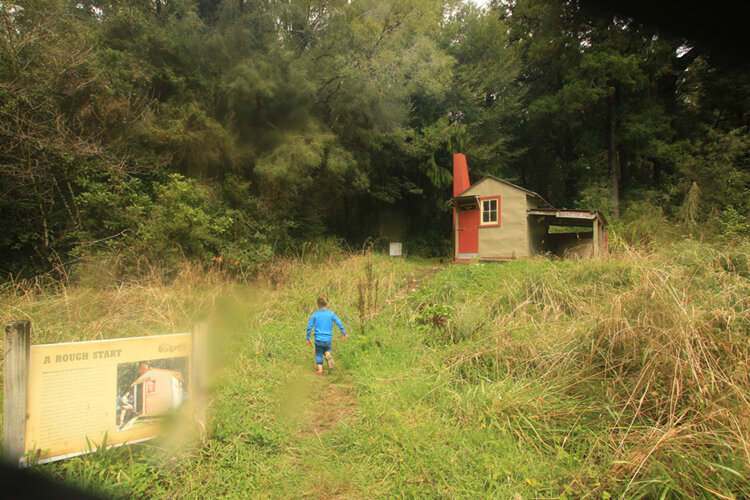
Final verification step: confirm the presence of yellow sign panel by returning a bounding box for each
[25,333,192,463]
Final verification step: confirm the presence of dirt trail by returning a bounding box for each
[291,263,445,498]
[303,379,357,435]
[299,264,444,432]
[393,265,444,300]
[290,378,360,499]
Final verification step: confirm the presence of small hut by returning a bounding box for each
[131,365,184,417]
[450,154,608,261]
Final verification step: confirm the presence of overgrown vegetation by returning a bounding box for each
[2,0,748,279]
[2,238,747,498]
[1,0,749,496]
[406,240,750,497]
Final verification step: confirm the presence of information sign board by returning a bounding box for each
[23,333,192,464]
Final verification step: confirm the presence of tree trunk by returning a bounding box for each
[608,95,620,219]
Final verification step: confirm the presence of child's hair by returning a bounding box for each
[317,295,328,308]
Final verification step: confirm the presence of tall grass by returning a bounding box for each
[1,238,748,498]
[407,240,750,498]
[0,261,233,345]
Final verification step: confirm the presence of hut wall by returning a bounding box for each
[461,179,530,259]
[527,215,549,255]
[144,371,175,416]
[548,233,594,258]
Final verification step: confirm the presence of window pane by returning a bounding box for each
[478,199,498,223]
[481,199,497,223]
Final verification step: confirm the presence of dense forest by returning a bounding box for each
[2,0,749,278]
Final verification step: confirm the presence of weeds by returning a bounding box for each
[406,240,750,498]
[356,259,380,335]
[1,240,748,498]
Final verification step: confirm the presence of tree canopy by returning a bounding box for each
[1,0,748,278]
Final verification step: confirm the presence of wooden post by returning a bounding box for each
[191,323,208,432]
[591,216,602,258]
[3,321,31,465]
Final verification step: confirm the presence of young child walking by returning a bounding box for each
[306,295,347,375]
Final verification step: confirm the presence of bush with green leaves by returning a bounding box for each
[134,174,231,265]
[716,205,750,240]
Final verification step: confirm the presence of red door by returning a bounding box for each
[457,203,478,259]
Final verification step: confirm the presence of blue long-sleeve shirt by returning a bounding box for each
[306,309,346,342]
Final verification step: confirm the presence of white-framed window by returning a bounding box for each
[481,197,499,225]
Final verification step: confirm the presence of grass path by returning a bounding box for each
[247,262,441,499]
[286,264,441,498]
[288,377,361,499]
[172,255,446,499]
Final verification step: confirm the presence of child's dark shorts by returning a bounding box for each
[314,340,332,364]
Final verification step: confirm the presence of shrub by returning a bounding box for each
[716,205,750,240]
[137,174,232,265]
[613,199,677,248]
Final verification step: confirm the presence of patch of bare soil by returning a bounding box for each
[306,473,365,500]
[304,382,357,435]
[393,265,444,300]
[295,382,363,500]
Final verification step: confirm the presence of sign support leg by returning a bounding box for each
[3,321,31,465]
[191,323,208,432]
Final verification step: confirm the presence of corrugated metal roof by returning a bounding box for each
[527,208,608,226]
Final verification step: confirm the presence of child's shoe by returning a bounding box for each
[324,351,335,369]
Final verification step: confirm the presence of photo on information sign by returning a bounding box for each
[115,357,189,431]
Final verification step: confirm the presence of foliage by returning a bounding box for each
[676,128,750,219]
[3,244,749,498]
[574,182,612,215]
[137,174,231,263]
[612,199,677,248]
[716,205,750,240]
[1,0,749,280]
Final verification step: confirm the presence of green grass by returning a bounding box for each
[2,240,749,498]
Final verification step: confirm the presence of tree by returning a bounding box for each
[507,0,704,218]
